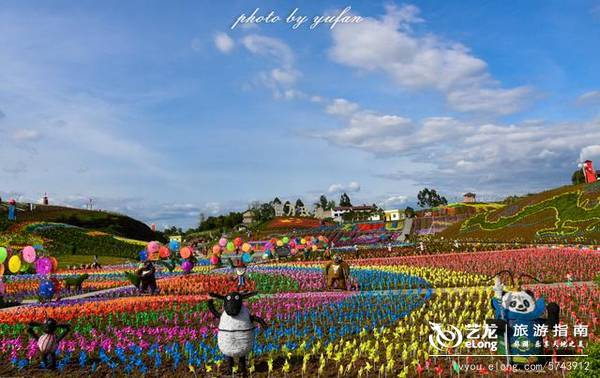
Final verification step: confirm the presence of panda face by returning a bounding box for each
[501,291,536,313]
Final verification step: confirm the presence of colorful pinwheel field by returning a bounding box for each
[0,244,599,377]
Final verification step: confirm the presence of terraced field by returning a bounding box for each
[441,183,600,243]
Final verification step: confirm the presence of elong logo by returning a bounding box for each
[428,322,463,351]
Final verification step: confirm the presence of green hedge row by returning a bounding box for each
[34,227,141,259]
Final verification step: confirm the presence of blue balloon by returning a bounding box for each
[38,279,56,300]
[169,240,180,251]
[242,253,252,263]
[139,250,148,261]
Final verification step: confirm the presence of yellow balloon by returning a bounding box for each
[312,245,318,251]
[242,243,252,253]
[8,255,22,273]
[301,238,306,245]
[276,240,283,247]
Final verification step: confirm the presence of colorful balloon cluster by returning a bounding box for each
[209,237,254,266]
[139,241,195,272]
[0,245,58,276]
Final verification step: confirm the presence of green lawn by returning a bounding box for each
[57,255,132,268]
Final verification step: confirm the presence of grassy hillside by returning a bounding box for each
[440,183,600,243]
[0,203,157,241]
[412,202,504,235]
[0,222,144,259]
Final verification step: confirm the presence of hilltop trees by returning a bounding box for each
[572,169,585,185]
[316,195,336,210]
[417,188,448,208]
[250,201,275,223]
[339,193,352,207]
[196,212,243,232]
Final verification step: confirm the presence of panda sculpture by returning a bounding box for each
[488,270,559,366]
[208,291,268,376]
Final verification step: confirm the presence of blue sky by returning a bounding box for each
[1,1,599,229]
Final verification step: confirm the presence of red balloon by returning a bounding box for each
[233,237,243,247]
[159,246,170,259]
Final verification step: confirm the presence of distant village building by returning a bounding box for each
[314,206,329,220]
[42,193,49,205]
[463,193,476,203]
[331,205,378,223]
[242,210,255,224]
[384,209,405,222]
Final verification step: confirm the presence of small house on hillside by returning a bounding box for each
[384,209,404,222]
[463,193,476,203]
[242,210,254,225]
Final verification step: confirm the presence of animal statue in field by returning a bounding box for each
[208,291,268,377]
[27,318,71,370]
[136,261,158,294]
[487,270,559,366]
[323,254,350,290]
[63,273,90,292]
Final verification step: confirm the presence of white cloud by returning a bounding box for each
[446,86,533,116]
[240,34,301,98]
[313,98,460,156]
[329,4,532,115]
[326,98,359,116]
[269,67,300,86]
[380,195,407,208]
[580,145,600,161]
[328,181,361,194]
[214,32,234,53]
[576,91,600,106]
[312,94,600,193]
[241,34,294,66]
[11,128,41,142]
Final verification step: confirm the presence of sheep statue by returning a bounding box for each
[208,291,268,376]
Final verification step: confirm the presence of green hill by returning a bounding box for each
[440,182,600,244]
[0,203,156,241]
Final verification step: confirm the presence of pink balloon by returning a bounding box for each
[219,238,228,247]
[210,255,220,265]
[22,246,37,263]
[147,241,160,253]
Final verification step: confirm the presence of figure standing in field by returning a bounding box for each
[27,318,71,370]
[323,254,350,290]
[91,254,101,269]
[229,258,248,290]
[136,261,158,294]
